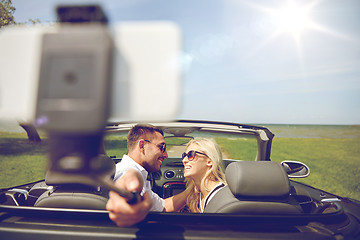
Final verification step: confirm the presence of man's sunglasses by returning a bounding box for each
[144,140,167,153]
[182,150,208,161]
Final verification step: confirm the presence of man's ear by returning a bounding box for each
[138,139,145,153]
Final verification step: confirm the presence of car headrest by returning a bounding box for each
[226,161,290,198]
[45,154,115,187]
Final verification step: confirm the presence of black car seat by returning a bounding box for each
[204,161,304,214]
[34,154,115,210]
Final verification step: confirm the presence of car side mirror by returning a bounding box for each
[281,160,310,178]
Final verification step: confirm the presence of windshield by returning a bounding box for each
[104,129,258,161]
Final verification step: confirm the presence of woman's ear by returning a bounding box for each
[206,159,213,168]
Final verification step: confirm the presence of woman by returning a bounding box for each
[182,138,227,213]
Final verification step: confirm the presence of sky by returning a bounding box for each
[10,0,360,125]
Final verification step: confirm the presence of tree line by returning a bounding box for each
[0,0,40,28]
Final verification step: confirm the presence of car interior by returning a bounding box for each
[1,122,342,218]
[32,154,115,210]
[20,155,330,216]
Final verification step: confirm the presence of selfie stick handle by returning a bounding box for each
[98,178,141,204]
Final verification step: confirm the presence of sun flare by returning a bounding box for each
[273,2,313,38]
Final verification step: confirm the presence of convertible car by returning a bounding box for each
[0,120,359,239]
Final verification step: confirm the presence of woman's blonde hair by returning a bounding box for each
[184,138,226,213]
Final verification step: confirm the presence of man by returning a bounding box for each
[106,124,189,227]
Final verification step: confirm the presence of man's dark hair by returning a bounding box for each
[127,124,164,151]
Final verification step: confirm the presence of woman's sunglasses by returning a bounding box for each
[182,150,208,161]
[144,140,167,153]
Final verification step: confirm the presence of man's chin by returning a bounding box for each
[156,164,162,172]
[149,165,161,173]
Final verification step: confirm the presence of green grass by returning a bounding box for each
[215,137,258,160]
[218,137,360,200]
[1,131,359,201]
[270,138,360,200]
[103,135,127,158]
[0,154,48,187]
[0,131,48,188]
[0,133,128,188]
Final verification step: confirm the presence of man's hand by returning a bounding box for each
[106,169,152,227]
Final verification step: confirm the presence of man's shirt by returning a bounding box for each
[114,155,165,211]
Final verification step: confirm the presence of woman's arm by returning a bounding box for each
[163,186,191,212]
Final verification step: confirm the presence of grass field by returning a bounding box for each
[270,138,360,200]
[214,136,360,200]
[1,129,359,200]
[0,132,48,188]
